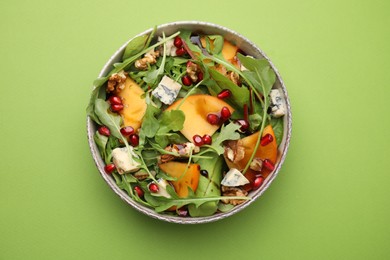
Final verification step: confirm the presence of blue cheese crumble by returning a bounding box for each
[221,168,249,187]
[152,75,182,105]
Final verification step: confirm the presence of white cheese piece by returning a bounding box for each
[221,168,249,187]
[150,178,171,198]
[158,37,178,56]
[111,146,140,174]
[152,75,182,105]
[269,89,287,118]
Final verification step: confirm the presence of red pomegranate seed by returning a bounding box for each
[236,119,249,132]
[182,75,192,86]
[111,104,124,112]
[108,95,122,105]
[174,36,183,48]
[120,126,134,136]
[202,134,212,145]
[177,208,188,217]
[98,126,110,136]
[252,176,264,190]
[186,60,194,67]
[263,159,275,171]
[220,106,231,120]
[134,186,144,197]
[193,134,204,146]
[217,89,232,99]
[197,71,203,82]
[207,113,220,125]
[104,163,115,174]
[148,183,159,193]
[129,134,139,146]
[176,47,186,56]
[261,134,274,146]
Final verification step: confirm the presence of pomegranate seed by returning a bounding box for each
[186,60,194,67]
[220,106,231,120]
[200,170,208,177]
[207,113,220,125]
[261,133,274,146]
[197,71,203,82]
[263,159,275,171]
[98,126,110,136]
[129,134,139,146]
[104,163,115,174]
[193,134,204,146]
[148,183,159,193]
[236,119,249,132]
[253,176,264,190]
[182,75,192,86]
[134,186,144,197]
[217,89,232,99]
[202,134,212,145]
[177,208,188,217]
[108,95,122,105]
[176,47,186,56]
[111,104,124,112]
[120,126,134,136]
[174,36,183,48]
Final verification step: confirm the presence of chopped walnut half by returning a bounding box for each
[215,64,240,85]
[250,158,263,172]
[106,70,127,93]
[221,186,248,205]
[135,49,160,70]
[159,142,200,164]
[186,62,199,82]
[224,140,245,164]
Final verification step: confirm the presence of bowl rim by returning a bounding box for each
[87,20,292,224]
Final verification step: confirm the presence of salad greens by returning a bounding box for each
[87,28,287,218]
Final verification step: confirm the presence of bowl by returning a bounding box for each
[87,21,292,224]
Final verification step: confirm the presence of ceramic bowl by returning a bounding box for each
[87,21,292,224]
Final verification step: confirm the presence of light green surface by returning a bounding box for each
[1,0,389,259]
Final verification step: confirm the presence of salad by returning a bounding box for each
[87,27,286,217]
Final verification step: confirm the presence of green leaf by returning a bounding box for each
[249,113,263,132]
[188,155,223,217]
[94,131,108,160]
[270,117,284,146]
[208,68,250,110]
[205,35,224,55]
[207,122,241,155]
[140,104,160,138]
[122,34,149,60]
[94,99,123,139]
[238,53,276,98]
[158,110,185,133]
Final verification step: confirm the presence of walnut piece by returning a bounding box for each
[106,70,127,93]
[221,186,248,205]
[215,64,239,85]
[186,62,199,82]
[250,158,263,172]
[158,143,200,164]
[135,49,160,70]
[224,140,245,164]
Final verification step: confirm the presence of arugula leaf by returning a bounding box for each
[204,35,224,55]
[94,99,123,139]
[270,117,284,146]
[122,35,149,60]
[238,53,276,98]
[94,131,108,160]
[206,122,241,155]
[249,113,263,132]
[208,69,250,111]
[140,103,160,138]
[86,84,106,125]
[158,110,185,133]
[188,155,224,217]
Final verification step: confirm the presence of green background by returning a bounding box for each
[1,0,389,259]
